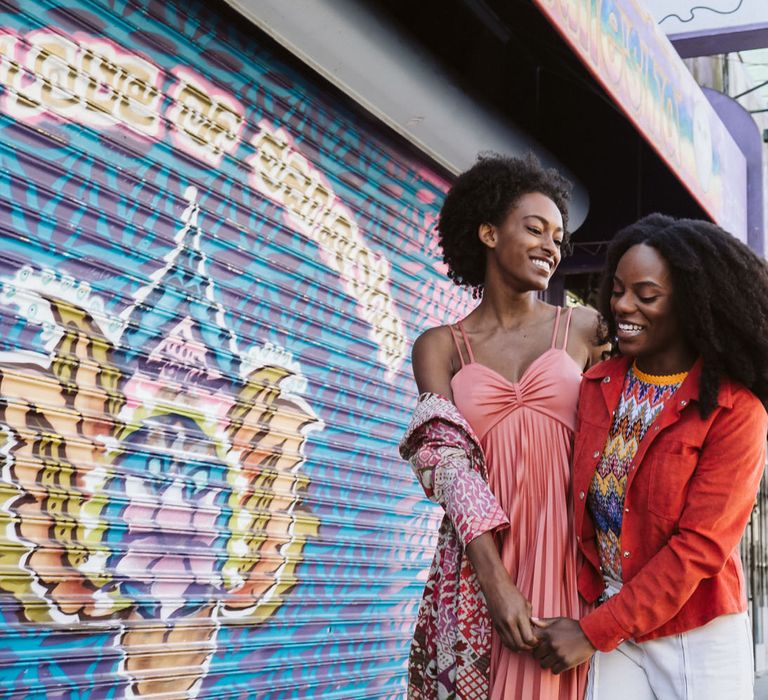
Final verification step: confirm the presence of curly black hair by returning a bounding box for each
[597,213,768,417]
[437,152,573,294]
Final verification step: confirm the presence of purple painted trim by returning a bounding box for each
[668,24,768,58]
[703,87,765,257]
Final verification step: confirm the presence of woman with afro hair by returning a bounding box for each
[532,214,768,700]
[400,153,605,699]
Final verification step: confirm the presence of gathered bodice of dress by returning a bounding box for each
[451,347,582,444]
[445,309,587,699]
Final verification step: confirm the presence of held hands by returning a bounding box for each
[467,533,594,658]
[531,617,595,673]
[484,576,538,651]
[466,533,539,651]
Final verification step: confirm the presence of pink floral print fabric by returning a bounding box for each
[400,393,509,699]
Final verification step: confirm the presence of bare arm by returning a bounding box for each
[410,325,538,650]
[570,306,610,369]
[467,533,539,650]
[411,326,458,400]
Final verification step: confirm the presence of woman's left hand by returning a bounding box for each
[531,617,595,673]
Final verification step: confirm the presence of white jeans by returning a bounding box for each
[587,585,753,700]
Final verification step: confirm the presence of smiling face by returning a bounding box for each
[610,243,694,374]
[480,191,564,291]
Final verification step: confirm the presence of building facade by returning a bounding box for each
[0,0,761,695]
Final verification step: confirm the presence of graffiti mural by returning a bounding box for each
[0,0,473,697]
[0,187,321,695]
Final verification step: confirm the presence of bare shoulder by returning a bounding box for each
[412,325,455,357]
[411,325,460,398]
[569,305,602,338]
[568,305,610,366]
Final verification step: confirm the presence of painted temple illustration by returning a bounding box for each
[0,187,322,697]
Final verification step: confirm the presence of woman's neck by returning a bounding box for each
[473,285,542,330]
[631,348,697,377]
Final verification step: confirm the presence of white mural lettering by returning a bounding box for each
[248,122,407,377]
[167,67,244,166]
[1,30,162,136]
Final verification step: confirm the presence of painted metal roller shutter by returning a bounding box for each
[0,0,474,696]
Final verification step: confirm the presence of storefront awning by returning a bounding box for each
[532,0,748,241]
[224,0,591,229]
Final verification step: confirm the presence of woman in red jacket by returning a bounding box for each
[532,214,768,699]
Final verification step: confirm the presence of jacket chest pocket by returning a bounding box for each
[644,445,700,520]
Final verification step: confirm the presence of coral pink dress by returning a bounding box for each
[450,307,586,699]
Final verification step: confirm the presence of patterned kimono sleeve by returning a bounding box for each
[404,420,509,547]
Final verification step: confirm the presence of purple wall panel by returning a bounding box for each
[0,0,474,696]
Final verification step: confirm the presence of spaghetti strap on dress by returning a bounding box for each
[449,323,475,367]
[451,307,586,699]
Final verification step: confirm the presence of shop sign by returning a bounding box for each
[533,0,748,240]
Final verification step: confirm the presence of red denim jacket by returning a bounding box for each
[573,356,768,652]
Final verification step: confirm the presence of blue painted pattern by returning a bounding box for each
[0,0,473,696]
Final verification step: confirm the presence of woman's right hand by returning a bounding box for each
[466,532,538,651]
[483,573,537,651]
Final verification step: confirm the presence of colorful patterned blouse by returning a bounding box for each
[587,363,687,581]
